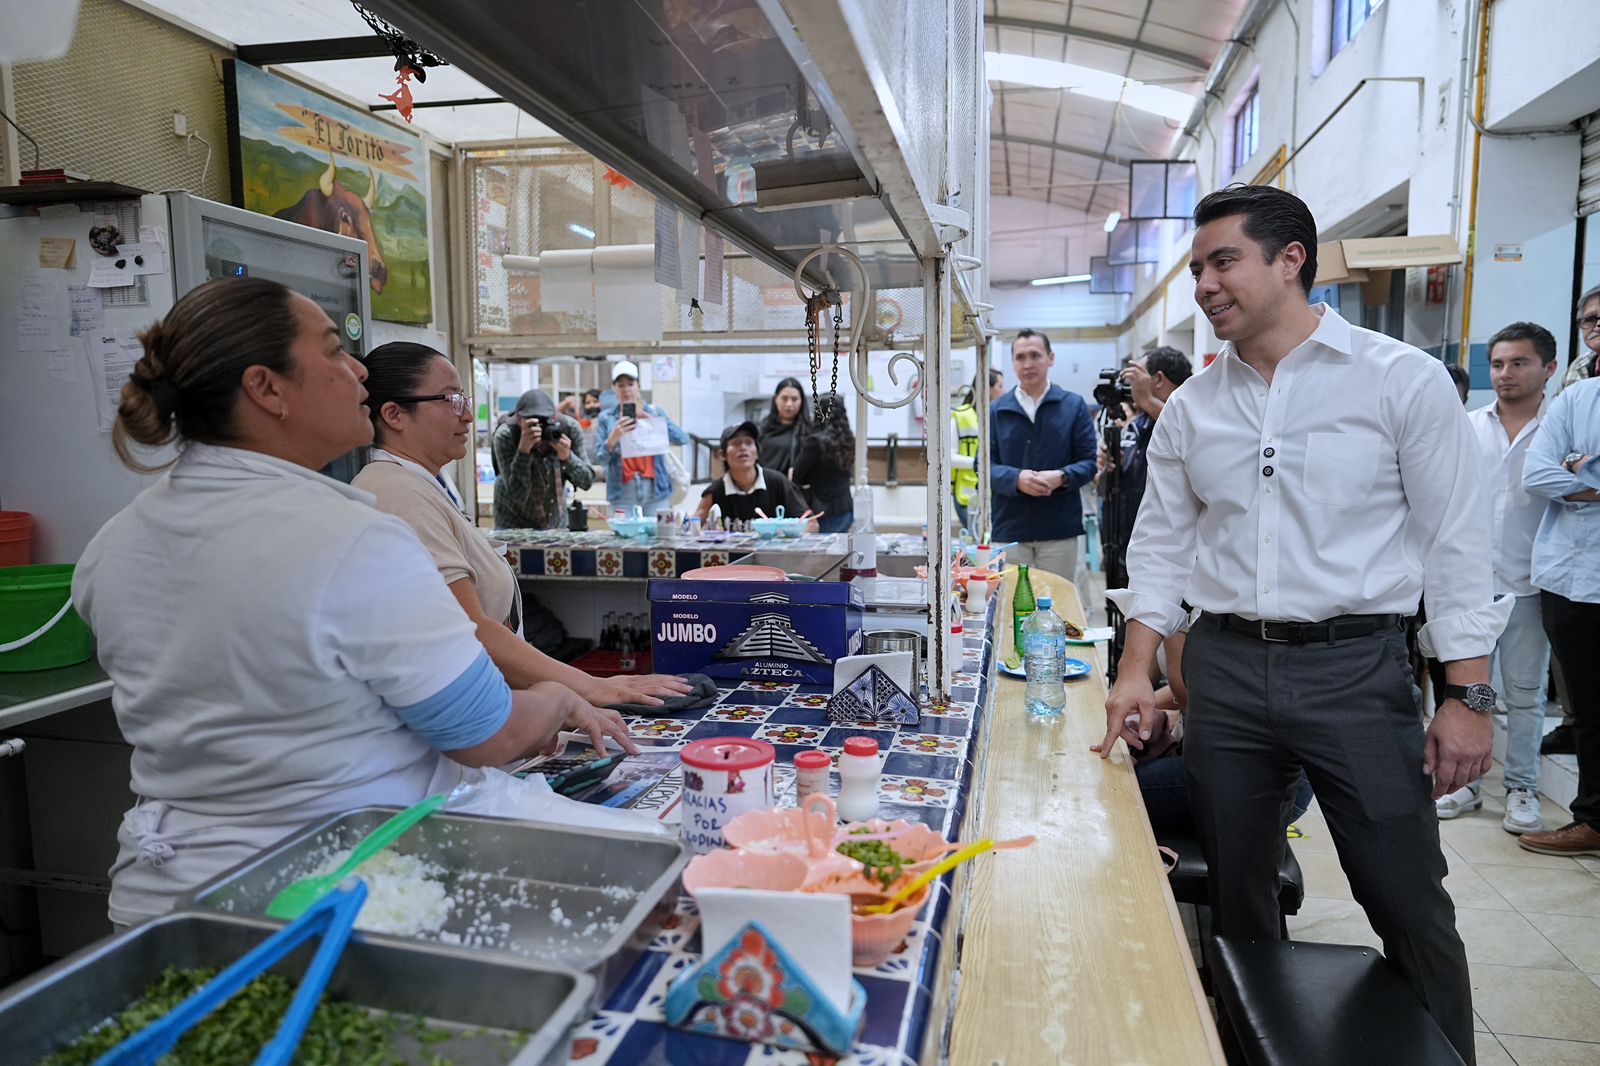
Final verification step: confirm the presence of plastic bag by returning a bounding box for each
[444,766,672,837]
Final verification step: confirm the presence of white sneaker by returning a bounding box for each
[1435,784,1483,819]
[1503,788,1543,835]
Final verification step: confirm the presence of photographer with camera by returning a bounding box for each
[1098,348,1193,572]
[492,388,593,530]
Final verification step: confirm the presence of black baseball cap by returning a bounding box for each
[719,420,760,448]
[511,389,555,419]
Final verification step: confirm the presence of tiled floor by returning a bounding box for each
[1287,764,1600,1065]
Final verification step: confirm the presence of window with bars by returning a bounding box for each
[1232,88,1261,174]
[1332,0,1386,57]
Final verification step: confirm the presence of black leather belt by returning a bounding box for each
[1214,612,1404,645]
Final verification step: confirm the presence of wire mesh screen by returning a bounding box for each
[463,146,925,348]
[949,0,981,269]
[855,0,949,205]
[3,0,232,202]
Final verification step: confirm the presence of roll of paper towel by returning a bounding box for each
[540,248,595,314]
[594,244,664,342]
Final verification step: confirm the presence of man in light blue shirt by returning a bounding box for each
[1519,375,1600,856]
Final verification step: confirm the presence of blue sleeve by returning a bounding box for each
[595,412,616,466]
[990,408,1021,496]
[1062,399,1098,489]
[1523,391,1581,500]
[388,648,511,751]
[667,413,689,446]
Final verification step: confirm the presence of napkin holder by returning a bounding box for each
[826,663,921,725]
[664,919,866,1056]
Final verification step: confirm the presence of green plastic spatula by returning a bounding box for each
[264,794,447,920]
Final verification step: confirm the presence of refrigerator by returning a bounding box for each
[0,191,372,564]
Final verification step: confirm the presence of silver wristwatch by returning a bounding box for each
[1444,683,1497,713]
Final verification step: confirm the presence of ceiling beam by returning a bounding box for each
[236,37,395,66]
[992,134,1129,169]
[984,16,1210,72]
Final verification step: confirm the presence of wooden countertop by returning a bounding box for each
[933,568,1223,1065]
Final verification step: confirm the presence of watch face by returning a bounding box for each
[1465,683,1498,711]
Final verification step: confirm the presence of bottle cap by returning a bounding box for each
[794,750,831,769]
[1037,595,1052,608]
[843,737,879,757]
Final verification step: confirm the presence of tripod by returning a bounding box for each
[1098,416,1130,681]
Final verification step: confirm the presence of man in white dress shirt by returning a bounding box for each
[1434,323,1557,833]
[1100,184,1508,1063]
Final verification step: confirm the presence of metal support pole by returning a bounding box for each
[973,332,992,540]
[925,256,954,700]
[854,338,870,490]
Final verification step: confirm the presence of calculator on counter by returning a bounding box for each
[509,745,626,797]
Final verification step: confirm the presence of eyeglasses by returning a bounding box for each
[1578,315,1600,332]
[393,391,468,415]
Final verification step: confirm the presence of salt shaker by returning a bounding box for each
[794,749,831,803]
[836,737,882,823]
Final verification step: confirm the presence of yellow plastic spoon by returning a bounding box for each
[856,838,994,915]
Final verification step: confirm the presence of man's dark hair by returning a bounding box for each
[1487,321,1557,365]
[987,368,1004,388]
[1445,364,1470,389]
[1014,328,1052,353]
[1193,183,1319,297]
[1143,346,1193,386]
[582,387,602,401]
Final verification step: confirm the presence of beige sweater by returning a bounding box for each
[352,459,517,627]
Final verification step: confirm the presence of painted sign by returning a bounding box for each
[226,60,432,323]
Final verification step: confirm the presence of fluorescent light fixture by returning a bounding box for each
[568,222,596,240]
[1029,273,1092,287]
[986,52,1195,122]
[1104,211,1122,233]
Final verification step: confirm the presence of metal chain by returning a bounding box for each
[805,293,824,421]
[827,300,843,422]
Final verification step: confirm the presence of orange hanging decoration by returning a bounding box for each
[379,66,418,123]
[603,167,635,190]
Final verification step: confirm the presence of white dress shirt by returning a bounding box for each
[1467,403,1544,598]
[1108,305,1510,662]
[1013,384,1045,422]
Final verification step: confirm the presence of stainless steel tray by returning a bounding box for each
[0,911,592,1066]
[732,549,846,579]
[184,808,688,1001]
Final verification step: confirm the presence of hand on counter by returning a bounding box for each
[583,673,695,708]
[565,702,641,756]
[1097,670,1158,760]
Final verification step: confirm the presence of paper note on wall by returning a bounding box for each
[19,269,65,351]
[86,330,144,432]
[48,347,80,383]
[38,237,77,269]
[67,287,105,337]
[593,243,663,342]
[653,201,682,289]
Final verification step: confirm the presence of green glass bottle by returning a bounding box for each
[1012,563,1036,658]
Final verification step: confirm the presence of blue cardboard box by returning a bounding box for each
[648,579,865,686]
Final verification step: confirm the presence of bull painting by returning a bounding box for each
[274,151,389,294]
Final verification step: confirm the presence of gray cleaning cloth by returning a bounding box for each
[605,673,720,715]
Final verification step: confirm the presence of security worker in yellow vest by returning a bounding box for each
[951,369,1000,530]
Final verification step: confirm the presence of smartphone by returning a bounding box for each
[621,402,638,420]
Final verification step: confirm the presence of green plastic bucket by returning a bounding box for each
[0,564,93,672]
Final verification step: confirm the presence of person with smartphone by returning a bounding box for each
[491,388,592,530]
[596,360,689,517]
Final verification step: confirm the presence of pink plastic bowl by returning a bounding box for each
[843,882,931,966]
[682,848,809,897]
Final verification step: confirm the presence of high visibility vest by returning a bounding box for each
[952,403,981,505]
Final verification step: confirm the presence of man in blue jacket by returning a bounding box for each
[990,328,1098,580]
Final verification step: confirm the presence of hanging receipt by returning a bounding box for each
[86,330,144,432]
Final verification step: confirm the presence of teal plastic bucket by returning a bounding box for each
[0,564,93,672]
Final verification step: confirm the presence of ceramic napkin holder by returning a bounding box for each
[663,919,866,1056]
[826,663,921,726]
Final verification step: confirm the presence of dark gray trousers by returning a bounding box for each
[1183,613,1474,1066]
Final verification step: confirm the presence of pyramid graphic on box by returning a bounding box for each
[717,612,831,664]
[827,664,920,725]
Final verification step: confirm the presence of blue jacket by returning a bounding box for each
[595,404,690,505]
[989,385,1098,542]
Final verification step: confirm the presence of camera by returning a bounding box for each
[1092,368,1133,410]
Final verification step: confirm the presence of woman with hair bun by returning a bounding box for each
[74,277,651,929]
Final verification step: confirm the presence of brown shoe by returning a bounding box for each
[1518,820,1600,857]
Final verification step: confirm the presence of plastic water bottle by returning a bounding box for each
[1023,594,1067,719]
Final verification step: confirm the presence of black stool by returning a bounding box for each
[1157,831,1305,937]
[1209,937,1466,1066]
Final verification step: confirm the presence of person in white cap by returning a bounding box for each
[595,359,688,517]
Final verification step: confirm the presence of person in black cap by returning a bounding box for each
[695,420,815,529]
[492,388,591,529]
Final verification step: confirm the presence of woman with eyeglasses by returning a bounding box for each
[355,342,693,709]
[72,279,656,928]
